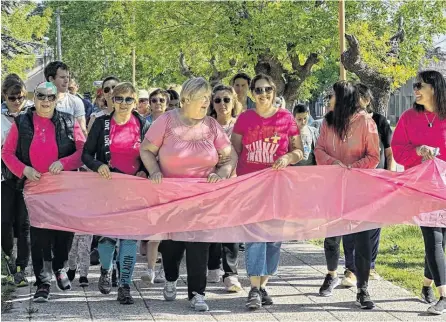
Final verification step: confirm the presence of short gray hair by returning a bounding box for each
[180,77,211,103]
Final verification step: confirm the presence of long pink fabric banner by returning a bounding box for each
[23,159,446,242]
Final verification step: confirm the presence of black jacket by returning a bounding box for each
[82,110,150,174]
[2,107,76,188]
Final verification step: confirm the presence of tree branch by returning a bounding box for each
[179,50,195,78]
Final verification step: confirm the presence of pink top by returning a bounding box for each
[109,115,141,175]
[391,108,446,169]
[2,113,85,177]
[233,109,299,176]
[315,110,380,168]
[145,109,231,178]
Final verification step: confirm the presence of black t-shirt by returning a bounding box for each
[372,113,393,169]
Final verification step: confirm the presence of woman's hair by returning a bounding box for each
[292,103,310,116]
[325,81,360,139]
[111,82,137,98]
[413,70,446,119]
[249,73,277,94]
[2,74,26,97]
[149,88,170,103]
[166,89,179,100]
[180,77,211,104]
[209,84,238,118]
[102,76,120,89]
[355,83,374,112]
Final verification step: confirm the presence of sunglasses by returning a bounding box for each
[7,95,25,103]
[139,98,149,104]
[113,96,135,104]
[150,98,166,104]
[36,93,57,102]
[103,85,116,94]
[213,97,231,104]
[254,87,273,95]
[413,82,424,91]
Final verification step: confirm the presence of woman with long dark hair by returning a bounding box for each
[391,70,446,315]
[314,81,380,309]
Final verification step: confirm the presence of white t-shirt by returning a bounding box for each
[1,114,13,146]
[56,93,85,118]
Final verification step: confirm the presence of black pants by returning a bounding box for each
[31,227,74,286]
[161,240,209,300]
[324,229,372,289]
[421,226,446,287]
[1,181,30,269]
[343,228,381,271]
[208,243,239,280]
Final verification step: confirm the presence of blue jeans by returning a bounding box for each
[245,242,282,276]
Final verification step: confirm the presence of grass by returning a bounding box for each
[310,225,437,298]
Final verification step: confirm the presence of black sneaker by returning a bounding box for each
[33,283,50,303]
[421,286,437,304]
[99,267,112,294]
[239,243,245,252]
[260,288,273,305]
[356,288,375,310]
[117,284,134,305]
[55,269,71,291]
[319,274,339,297]
[246,287,262,310]
[67,268,76,282]
[427,297,446,315]
[14,267,29,287]
[111,268,118,287]
[79,276,89,287]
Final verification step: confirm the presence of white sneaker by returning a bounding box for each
[154,266,165,283]
[224,275,242,292]
[163,280,177,301]
[141,268,155,285]
[190,292,209,311]
[207,269,220,283]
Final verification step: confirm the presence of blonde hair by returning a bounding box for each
[112,82,137,98]
[180,77,211,104]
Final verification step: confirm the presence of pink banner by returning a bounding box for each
[23,159,446,242]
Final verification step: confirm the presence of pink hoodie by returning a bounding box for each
[315,110,380,169]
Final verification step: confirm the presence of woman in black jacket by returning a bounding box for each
[82,82,149,305]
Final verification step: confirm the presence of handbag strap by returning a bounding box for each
[103,116,111,166]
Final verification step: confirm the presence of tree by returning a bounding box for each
[1,1,52,80]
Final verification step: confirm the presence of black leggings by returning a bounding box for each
[421,226,446,287]
[324,230,372,289]
[1,181,30,269]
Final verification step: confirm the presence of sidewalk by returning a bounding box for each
[2,242,440,321]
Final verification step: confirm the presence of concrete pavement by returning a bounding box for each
[1,242,440,321]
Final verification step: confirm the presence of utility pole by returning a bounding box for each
[56,9,62,61]
[132,7,136,86]
[339,0,346,80]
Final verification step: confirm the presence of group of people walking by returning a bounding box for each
[1,60,445,315]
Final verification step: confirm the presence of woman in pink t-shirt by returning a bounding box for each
[391,70,446,315]
[82,82,150,306]
[140,77,237,312]
[231,74,304,310]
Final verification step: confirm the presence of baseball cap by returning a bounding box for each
[138,90,149,100]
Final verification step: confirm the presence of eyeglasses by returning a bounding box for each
[7,95,25,103]
[36,93,57,102]
[103,85,116,94]
[413,82,424,91]
[213,97,231,104]
[254,87,273,95]
[113,96,135,105]
[150,98,166,104]
[139,98,149,104]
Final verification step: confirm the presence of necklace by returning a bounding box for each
[424,113,436,128]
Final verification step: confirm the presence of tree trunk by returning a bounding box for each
[255,49,319,110]
[341,34,392,117]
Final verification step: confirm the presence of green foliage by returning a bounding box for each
[41,0,446,99]
[1,2,52,80]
